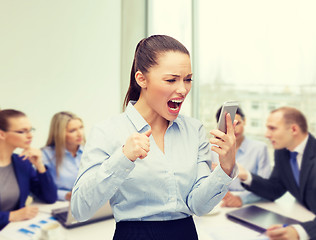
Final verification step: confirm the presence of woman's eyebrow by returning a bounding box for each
[164,74,180,77]
[163,73,193,77]
[186,73,193,78]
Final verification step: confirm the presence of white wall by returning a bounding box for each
[0,0,122,148]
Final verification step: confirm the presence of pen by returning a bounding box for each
[257,224,289,237]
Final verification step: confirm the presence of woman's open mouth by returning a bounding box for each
[167,99,183,114]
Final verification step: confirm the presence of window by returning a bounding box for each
[250,119,259,128]
[148,0,316,143]
[195,0,316,143]
[251,102,260,110]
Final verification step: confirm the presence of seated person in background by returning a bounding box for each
[42,111,85,201]
[239,107,316,240]
[212,106,271,207]
[0,109,57,230]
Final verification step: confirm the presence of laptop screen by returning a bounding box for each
[52,202,113,229]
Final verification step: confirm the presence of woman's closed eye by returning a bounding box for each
[166,78,192,83]
[166,79,176,83]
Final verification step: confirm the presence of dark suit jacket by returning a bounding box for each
[242,134,316,239]
[0,154,57,230]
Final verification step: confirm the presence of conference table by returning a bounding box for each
[1,192,314,240]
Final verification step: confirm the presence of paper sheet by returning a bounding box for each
[0,213,57,240]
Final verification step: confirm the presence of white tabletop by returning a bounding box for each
[1,192,314,240]
[194,192,315,240]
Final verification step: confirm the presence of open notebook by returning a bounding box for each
[52,202,113,229]
[226,205,301,233]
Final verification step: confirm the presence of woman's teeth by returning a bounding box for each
[168,99,183,110]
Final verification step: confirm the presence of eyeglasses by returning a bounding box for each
[6,128,36,135]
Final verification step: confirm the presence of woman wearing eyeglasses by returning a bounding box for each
[0,109,57,230]
[41,111,85,201]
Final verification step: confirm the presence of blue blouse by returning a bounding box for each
[42,145,83,200]
[71,102,237,222]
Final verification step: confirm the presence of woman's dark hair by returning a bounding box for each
[0,109,26,131]
[123,35,190,110]
[215,106,245,123]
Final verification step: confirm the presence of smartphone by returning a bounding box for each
[217,101,239,133]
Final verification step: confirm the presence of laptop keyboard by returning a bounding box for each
[55,211,68,222]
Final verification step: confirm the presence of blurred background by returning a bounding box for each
[1,0,316,160]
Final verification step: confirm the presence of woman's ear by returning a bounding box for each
[0,130,6,140]
[135,71,147,88]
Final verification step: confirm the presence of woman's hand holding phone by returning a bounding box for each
[210,113,237,176]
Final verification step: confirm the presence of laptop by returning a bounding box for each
[52,202,113,229]
[226,205,301,233]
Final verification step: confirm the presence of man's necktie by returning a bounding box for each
[290,151,299,186]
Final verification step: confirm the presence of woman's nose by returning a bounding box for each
[78,129,84,137]
[26,132,33,139]
[176,81,188,95]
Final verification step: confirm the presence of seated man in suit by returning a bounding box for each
[239,107,316,240]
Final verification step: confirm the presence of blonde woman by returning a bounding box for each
[42,111,85,201]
